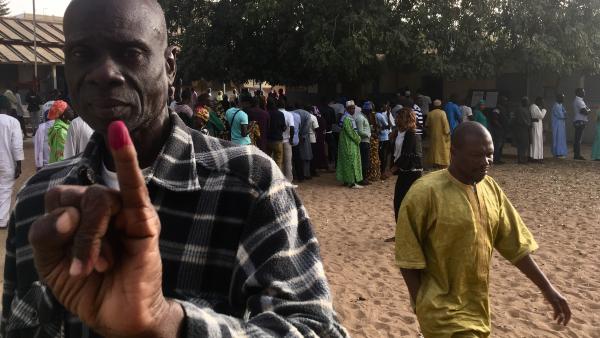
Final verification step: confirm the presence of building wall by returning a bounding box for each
[1,64,66,99]
[0,65,18,90]
[444,78,496,103]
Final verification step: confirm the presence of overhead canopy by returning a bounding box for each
[0,16,64,65]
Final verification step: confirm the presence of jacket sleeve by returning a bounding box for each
[174,181,348,337]
[1,214,18,335]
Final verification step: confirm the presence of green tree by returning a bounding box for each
[386,0,510,79]
[159,0,600,85]
[0,0,10,17]
[160,0,397,86]
[495,0,600,76]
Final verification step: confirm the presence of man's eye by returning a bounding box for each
[71,48,89,59]
[123,49,143,59]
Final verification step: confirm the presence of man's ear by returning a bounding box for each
[165,45,180,85]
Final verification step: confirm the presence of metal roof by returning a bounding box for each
[0,17,64,65]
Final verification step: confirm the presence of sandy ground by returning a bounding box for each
[299,147,599,338]
[2,140,599,337]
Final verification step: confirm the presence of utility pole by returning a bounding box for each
[32,0,38,90]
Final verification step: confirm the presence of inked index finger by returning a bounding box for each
[107,120,149,208]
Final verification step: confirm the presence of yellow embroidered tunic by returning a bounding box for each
[395,170,538,337]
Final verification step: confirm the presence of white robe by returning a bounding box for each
[0,114,24,228]
[308,114,319,143]
[530,104,547,160]
[64,117,94,158]
[34,120,54,169]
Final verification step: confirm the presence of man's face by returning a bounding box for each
[451,133,494,184]
[347,106,355,115]
[63,0,173,134]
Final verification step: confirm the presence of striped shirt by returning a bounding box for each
[1,114,348,338]
[413,104,424,135]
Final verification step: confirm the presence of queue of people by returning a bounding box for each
[465,88,600,163]
[174,86,600,191]
[3,83,599,233]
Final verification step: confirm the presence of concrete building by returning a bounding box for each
[0,14,65,95]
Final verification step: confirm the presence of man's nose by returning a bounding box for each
[88,57,126,88]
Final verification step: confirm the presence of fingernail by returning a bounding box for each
[56,211,72,234]
[108,120,131,150]
[69,258,83,276]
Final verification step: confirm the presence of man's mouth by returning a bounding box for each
[92,99,130,109]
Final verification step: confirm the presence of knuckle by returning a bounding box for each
[73,227,101,256]
[82,186,111,210]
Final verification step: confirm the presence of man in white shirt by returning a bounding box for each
[572,88,591,160]
[64,116,95,158]
[278,99,295,181]
[308,113,319,144]
[376,104,395,175]
[0,95,24,228]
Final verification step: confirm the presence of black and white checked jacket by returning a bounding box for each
[1,114,347,338]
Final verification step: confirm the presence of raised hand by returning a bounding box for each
[29,121,182,337]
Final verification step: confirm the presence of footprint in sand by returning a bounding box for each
[399,315,416,325]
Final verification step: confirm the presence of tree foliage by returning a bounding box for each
[495,0,600,76]
[158,0,600,85]
[0,0,10,17]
